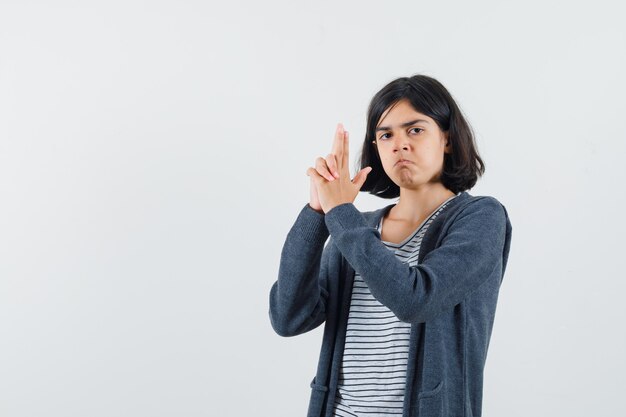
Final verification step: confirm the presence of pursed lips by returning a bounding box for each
[395,159,413,166]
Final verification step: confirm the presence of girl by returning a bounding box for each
[269,74,512,417]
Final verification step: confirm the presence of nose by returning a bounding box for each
[392,133,410,152]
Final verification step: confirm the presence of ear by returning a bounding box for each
[443,132,451,153]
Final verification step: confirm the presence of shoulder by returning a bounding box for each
[452,194,509,231]
[465,195,506,211]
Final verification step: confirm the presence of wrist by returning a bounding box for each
[307,203,324,215]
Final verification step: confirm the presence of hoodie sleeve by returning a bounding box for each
[324,197,508,324]
[268,203,334,337]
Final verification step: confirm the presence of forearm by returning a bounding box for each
[268,203,330,336]
[323,200,506,324]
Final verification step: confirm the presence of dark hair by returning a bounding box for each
[357,74,485,199]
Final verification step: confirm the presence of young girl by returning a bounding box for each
[269,74,513,417]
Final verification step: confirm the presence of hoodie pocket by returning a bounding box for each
[415,380,444,417]
[306,376,329,417]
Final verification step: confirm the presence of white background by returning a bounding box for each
[1,1,625,416]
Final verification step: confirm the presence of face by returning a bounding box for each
[373,99,451,190]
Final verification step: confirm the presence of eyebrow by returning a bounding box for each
[375,118,430,132]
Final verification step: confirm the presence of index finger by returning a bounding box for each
[343,129,349,173]
[331,123,345,170]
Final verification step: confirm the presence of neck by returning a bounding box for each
[389,184,456,224]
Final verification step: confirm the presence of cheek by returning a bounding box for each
[419,146,441,163]
[378,159,394,176]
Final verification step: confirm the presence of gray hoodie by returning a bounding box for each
[268,191,513,417]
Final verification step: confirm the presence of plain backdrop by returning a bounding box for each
[1,1,625,416]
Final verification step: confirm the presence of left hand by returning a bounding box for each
[306,123,372,214]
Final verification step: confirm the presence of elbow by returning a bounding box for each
[268,285,297,337]
[268,303,325,337]
[267,284,306,337]
[267,280,327,337]
[268,307,298,337]
[394,302,433,325]
[269,318,292,337]
[396,310,426,325]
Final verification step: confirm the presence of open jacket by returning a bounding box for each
[268,191,513,417]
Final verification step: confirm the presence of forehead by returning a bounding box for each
[375,100,433,131]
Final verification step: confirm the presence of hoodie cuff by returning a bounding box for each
[291,203,330,245]
[324,202,369,236]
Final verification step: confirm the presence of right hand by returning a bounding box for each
[308,124,344,213]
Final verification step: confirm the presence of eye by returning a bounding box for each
[378,127,423,141]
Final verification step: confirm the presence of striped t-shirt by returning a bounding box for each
[331,193,459,417]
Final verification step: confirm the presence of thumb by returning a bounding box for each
[352,166,372,189]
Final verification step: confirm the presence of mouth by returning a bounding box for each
[395,159,413,166]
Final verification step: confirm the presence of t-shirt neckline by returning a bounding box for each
[378,193,460,247]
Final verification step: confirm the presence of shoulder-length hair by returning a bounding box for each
[357,74,485,199]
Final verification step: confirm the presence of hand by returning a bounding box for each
[306,123,372,214]
[307,138,341,213]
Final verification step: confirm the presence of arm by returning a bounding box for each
[324,197,508,324]
[268,203,333,337]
